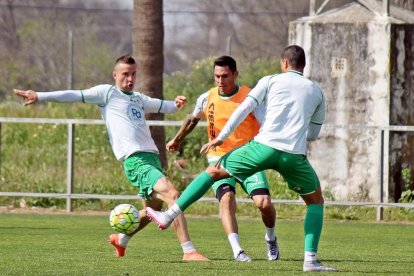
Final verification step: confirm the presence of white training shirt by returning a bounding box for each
[217,71,325,155]
[38,84,179,160]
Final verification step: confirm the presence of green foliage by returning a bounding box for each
[400,190,414,203]
[238,57,281,88]
[400,166,414,203]
[402,166,412,187]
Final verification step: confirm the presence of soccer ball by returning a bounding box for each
[109,204,140,234]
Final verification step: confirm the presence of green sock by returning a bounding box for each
[304,204,324,252]
[177,171,215,211]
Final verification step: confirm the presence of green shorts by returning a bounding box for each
[123,152,165,200]
[220,140,320,195]
[209,160,270,197]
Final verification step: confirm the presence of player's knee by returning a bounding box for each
[254,196,267,209]
[252,194,273,210]
[167,188,181,201]
[301,187,324,205]
[206,165,228,180]
[251,189,271,208]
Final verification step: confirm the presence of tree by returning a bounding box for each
[133,0,167,167]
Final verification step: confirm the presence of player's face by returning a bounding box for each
[113,63,137,92]
[214,65,238,94]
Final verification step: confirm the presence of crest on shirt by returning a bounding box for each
[130,95,144,109]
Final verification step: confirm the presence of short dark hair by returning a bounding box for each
[115,54,136,66]
[281,45,306,70]
[213,56,237,73]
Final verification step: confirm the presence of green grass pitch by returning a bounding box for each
[0,212,413,275]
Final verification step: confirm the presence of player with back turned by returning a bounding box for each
[146,45,338,272]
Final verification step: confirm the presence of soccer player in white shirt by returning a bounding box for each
[146,45,338,271]
[14,54,208,262]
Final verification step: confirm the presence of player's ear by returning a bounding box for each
[234,70,239,79]
[280,59,289,71]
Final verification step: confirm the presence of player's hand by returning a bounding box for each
[200,139,223,155]
[14,89,38,106]
[175,96,187,109]
[166,140,180,152]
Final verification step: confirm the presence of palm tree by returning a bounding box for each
[133,0,167,167]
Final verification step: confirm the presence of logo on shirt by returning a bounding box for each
[127,95,145,125]
[127,104,145,125]
[208,103,215,138]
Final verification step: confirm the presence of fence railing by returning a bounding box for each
[0,117,413,220]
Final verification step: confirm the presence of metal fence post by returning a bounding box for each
[376,129,385,221]
[66,123,75,212]
[0,122,2,176]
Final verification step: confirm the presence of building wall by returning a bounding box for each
[289,20,391,201]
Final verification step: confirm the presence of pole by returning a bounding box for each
[383,0,390,17]
[227,36,232,56]
[68,30,73,90]
[66,123,75,212]
[309,0,316,16]
[377,129,385,221]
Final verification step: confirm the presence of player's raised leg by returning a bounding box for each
[151,176,209,261]
[146,166,227,229]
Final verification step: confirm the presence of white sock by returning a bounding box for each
[166,203,182,219]
[181,241,196,253]
[304,251,317,262]
[228,233,243,258]
[118,233,130,248]
[265,227,276,241]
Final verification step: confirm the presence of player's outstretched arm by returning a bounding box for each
[14,89,38,106]
[166,115,200,152]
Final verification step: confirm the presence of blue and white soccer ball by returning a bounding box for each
[109,204,140,234]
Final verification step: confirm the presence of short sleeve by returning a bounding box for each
[136,92,164,113]
[81,84,112,106]
[192,91,209,119]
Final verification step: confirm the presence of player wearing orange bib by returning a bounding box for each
[166,56,279,262]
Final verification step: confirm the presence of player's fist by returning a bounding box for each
[166,140,180,152]
[175,96,187,109]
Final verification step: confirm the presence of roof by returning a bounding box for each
[295,1,414,24]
